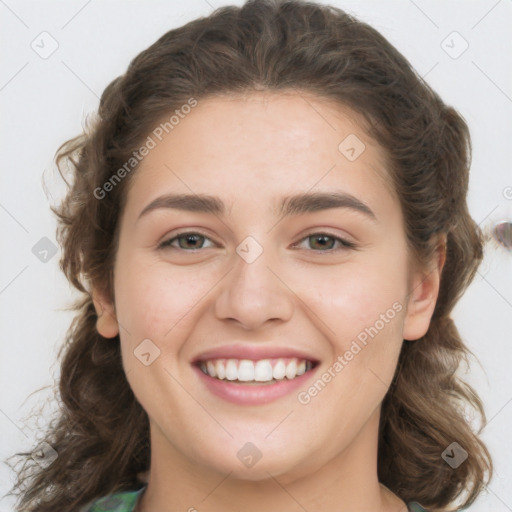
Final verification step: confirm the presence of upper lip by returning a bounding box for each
[192,344,320,363]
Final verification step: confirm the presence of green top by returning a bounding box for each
[82,488,145,511]
[83,487,429,511]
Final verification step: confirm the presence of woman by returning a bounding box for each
[8,0,492,511]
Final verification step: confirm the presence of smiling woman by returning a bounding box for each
[7,1,492,511]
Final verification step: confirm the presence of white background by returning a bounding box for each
[0,1,511,510]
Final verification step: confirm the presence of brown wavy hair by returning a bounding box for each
[6,0,492,510]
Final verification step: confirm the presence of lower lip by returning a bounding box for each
[193,365,317,405]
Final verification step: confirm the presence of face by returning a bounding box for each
[94,90,441,483]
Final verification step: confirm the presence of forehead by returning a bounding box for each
[123,90,395,218]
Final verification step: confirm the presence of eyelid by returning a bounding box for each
[158,230,357,252]
[157,230,216,250]
[291,232,356,251]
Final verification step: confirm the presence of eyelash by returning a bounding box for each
[157,231,356,253]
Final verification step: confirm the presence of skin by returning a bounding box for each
[93,90,445,512]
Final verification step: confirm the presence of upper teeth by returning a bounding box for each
[199,358,312,382]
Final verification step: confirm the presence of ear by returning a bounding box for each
[91,285,119,339]
[402,235,446,341]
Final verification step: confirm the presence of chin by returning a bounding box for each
[195,438,320,484]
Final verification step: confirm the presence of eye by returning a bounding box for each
[294,232,356,252]
[158,232,216,251]
[157,231,356,253]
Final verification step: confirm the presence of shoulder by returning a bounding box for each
[81,486,146,512]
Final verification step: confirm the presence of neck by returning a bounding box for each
[138,407,406,512]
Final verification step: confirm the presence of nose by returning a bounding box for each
[213,239,294,331]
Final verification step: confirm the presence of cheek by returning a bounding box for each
[298,263,407,429]
[294,248,409,412]
[113,257,216,341]
[300,254,408,344]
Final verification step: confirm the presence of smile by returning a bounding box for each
[193,355,319,405]
[198,357,315,383]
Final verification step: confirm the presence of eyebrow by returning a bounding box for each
[137,191,377,221]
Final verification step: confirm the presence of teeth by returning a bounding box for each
[225,359,238,381]
[273,360,286,380]
[254,360,273,381]
[199,357,314,383]
[215,360,226,380]
[206,360,217,378]
[285,360,297,379]
[238,360,255,381]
